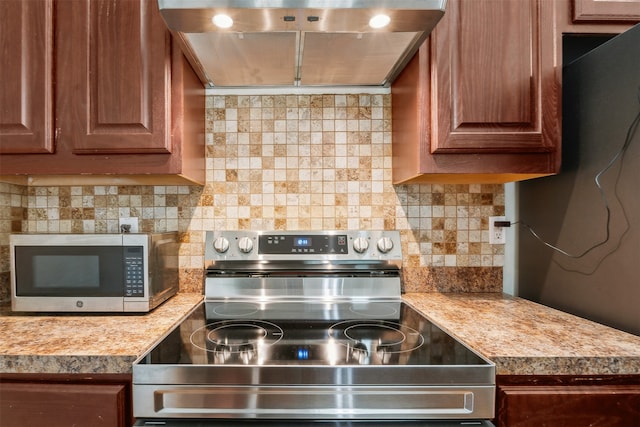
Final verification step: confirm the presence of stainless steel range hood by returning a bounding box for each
[158,0,446,88]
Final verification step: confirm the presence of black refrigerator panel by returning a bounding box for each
[517,24,640,336]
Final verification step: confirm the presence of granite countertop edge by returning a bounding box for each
[0,293,204,375]
[1,292,639,376]
[402,292,640,376]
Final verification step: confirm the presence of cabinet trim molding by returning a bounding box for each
[573,0,640,22]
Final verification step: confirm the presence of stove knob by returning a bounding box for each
[353,237,369,253]
[238,236,254,254]
[377,237,394,254]
[213,237,230,253]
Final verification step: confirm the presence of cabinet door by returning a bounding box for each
[431,0,557,154]
[0,0,204,183]
[573,0,640,22]
[0,0,54,154]
[495,375,640,427]
[391,0,560,184]
[496,384,640,426]
[0,382,128,427]
[56,0,171,155]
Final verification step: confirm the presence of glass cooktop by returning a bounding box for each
[140,301,489,368]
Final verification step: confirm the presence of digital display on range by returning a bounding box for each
[259,234,348,254]
[296,347,310,360]
[294,237,311,247]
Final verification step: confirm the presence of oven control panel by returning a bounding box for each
[260,234,348,255]
[205,230,402,263]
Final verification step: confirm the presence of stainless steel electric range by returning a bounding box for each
[133,231,495,426]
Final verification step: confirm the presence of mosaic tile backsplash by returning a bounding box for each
[0,94,504,300]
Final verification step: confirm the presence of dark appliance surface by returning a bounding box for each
[138,301,488,368]
[517,24,640,335]
[133,231,495,425]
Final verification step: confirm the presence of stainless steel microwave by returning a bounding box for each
[10,233,179,313]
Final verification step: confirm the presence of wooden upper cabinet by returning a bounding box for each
[391,0,561,184]
[573,0,640,22]
[0,0,205,185]
[57,0,171,155]
[432,1,551,154]
[0,0,54,154]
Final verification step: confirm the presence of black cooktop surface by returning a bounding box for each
[141,301,489,367]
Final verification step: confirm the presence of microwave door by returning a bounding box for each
[13,246,125,297]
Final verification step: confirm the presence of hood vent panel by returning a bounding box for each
[186,32,298,86]
[158,1,447,88]
[300,32,420,86]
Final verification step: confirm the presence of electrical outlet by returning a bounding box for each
[489,216,506,245]
[118,217,139,233]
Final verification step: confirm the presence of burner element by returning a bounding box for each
[190,320,283,364]
[344,324,406,348]
[207,323,267,345]
[329,320,425,364]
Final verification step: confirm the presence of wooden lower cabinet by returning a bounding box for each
[0,373,133,427]
[495,375,640,427]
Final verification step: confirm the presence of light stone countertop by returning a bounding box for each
[0,293,203,374]
[403,293,640,375]
[1,292,639,376]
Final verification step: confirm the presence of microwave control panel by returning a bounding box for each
[124,246,145,297]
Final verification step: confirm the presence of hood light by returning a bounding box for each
[212,14,233,29]
[369,14,391,29]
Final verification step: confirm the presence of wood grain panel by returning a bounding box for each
[0,0,205,183]
[0,378,129,427]
[497,385,640,426]
[495,375,640,427]
[432,0,555,154]
[573,0,640,22]
[94,0,146,127]
[454,1,533,125]
[390,0,561,184]
[59,0,171,155]
[390,40,431,184]
[0,0,54,154]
